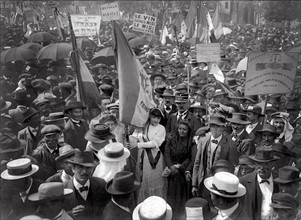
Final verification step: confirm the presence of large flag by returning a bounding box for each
[112,21,155,127]
[209,62,224,83]
[54,8,65,41]
[195,2,210,44]
[185,1,197,39]
[160,25,169,45]
[212,3,223,39]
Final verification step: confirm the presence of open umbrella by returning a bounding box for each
[129,37,149,48]
[28,31,56,43]
[36,43,72,61]
[90,47,115,66]
[1,47,36,63]
[76,38,97,50]
[124,32,138,41]
[19,43,43,53]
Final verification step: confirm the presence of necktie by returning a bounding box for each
[212,139,218,144]
[79,186,88,192]
[165,106,171,111]
[260,179,270,184]
[52,149,59,155]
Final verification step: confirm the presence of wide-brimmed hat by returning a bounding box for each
[175,93,189,104]
[209,115,226,126]
[175,83,187,91]
[98,142,130,162]
[41,124,61,136]
[133,196,173,220]
[85,124,114,144]
[68,150,98,167]
[204,172,246,198]
[64,101,86,113]
[272,143,293,156]
[270,193,299,210]
[0,132,23,154]
[43,112,68,124]
[185,198,217,219]
[213,89,226,97]
[22,107,41,123]
[256,123,279,135]
[28,182,73,201]
[161,89,175,97]
[31,79,51,92]
[248,147,279,163]
[55,145,75,162]
[150,73,167,81]
[226,113,250,125]
[243,105,264,117]
[271,112,290,120]
[274,166,301,184]
[106,171,140,195]
[0,97,11,112]
[211,159,234,174]
[238,155,255,167]
[1,158,39,180]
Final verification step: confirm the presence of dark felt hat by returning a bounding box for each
[41,125,61,136]
[226,113,250,125]
[161,89,175,97]
[248,147,279,163]
[31,79,51,92]
[22,107,40,123]
[150,73,167,81]
[85,124,114,144]
[68,150,98,167]
[270,193,299,209]
[274,166,301,184]
[209,115,226,126]
[175,93,189,103]
[256,123,279,135]
[55,145,75,162]
[0,132,23,154]
[64,101,86,112]
[243,105,264,117]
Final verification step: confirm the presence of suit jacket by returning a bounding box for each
[239,171,279,220]
[231,130,255,156]
[166,111,201,136]
[221,203,252,220]
[100,200,132,220]
[192,134,238,187]
[46,170,63,183]
[64,119,89,151]
[63,177,110,220]
[18,126,43,155]
[158,104,177,127]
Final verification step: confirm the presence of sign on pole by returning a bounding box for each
[100,2,120,22]
[245,52,299,95]
[70,15,101,37]
[133,13,157,35]
[196,43,221,63]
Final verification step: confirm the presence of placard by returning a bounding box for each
[245,52,298,95]
[100,2,120,21]
[196,43,221,62]
[133,13,157,35]
[70,15,101,37]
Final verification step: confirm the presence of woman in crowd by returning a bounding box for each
[99,113,125,144]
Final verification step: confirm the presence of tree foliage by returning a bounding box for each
[262,1,301,22]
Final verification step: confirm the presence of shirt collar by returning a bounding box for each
[178,110,188,116]
[112,198,131,213]
[212,134,222,143]
[257,174,273,184]
[70,118,81,124]
[45,144,56,154]
[53,209,64,220]
[218,202,239,218]
[73,177,90,192]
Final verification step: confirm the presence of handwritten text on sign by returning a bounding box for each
[70,15,101,37]
[133,13,157,35]
[196,43,221,62]
[100,2,120,21]
[245,52,298,95]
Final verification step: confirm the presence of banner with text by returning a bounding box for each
[245,52,298,95]
[196,43,221,63]
[70,15,101,37]
[100,2,120,21]
[133,13,157,35]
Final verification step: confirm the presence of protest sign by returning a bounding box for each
[100,2,120,22]
[70,15,101,37]
[196,43,221,63]
[245,52,298,95]
[133,13,157,35]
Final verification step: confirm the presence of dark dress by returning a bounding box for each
[164,124,193,218]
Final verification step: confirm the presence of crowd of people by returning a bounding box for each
[1,4,301,220]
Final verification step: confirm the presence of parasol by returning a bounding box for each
[90,47,115,66]
[36,43,72,61]
[28,31,56,43]
[0,47,36,63]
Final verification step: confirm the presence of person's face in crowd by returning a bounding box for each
[147,58,155,65]
[104,120,116,132]
[98,68,107,75]
[272,208,297,220]
[255,161,273,179]
[231,122,245,134]
[101,99,111,110]
[192,108,205,119]
[206,88,215,100]
[60,159,73,176]
[210,123,224,138]
[176,102,189,113]
[149,115,161,126]
[246,112,259,123]
[242,100,253,109]
[238,164,255,177]
[178,124,189,137]
[261,131,277,146]
[272,118,285,134]
[279,182,300,196]
[153,76,163,86]
[72,164,94,185]
[213,95,225,103]
[163,96,174,107]
[70,108,83,121]
[44,133,59,149]
[28,113,41,128]
[90,108,101,118]
[109,108,119,119]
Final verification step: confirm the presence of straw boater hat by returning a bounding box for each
[133,196,173,220]
[28,182,73,201]
[43,112,68,124]
[1,158,39,180]
[204,172,246,198]
[98,142,130,162]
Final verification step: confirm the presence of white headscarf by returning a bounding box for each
[93,159,127,182]
[271,113,294,143]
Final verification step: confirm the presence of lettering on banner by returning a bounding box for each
[133,13,157,35]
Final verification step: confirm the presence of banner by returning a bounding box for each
[133,13,157,35]
[70,15,101,37]
[100,2,120,21]
[196,43,221,62]
[245,52,299,95]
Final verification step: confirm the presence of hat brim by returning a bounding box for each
[150,74,167,81]
[106,179,140,195]
[64,106,87,113]
[85,131,115,144]
[28,188,73,201]
[274,177,301,184]
[44,117,69,123]
[256,130,279,135]
[209,121,225,126]
[243,109,264,117]
[248,155,279,163]
[23,110,42,123]
[55,150,75,162]
[68,160,98,167]
[1,164,39,180]
[204,177,246,198]
[270,203,294,209]
[132,201,173,220]
[226,118,250,125]
[98,147,130,162]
